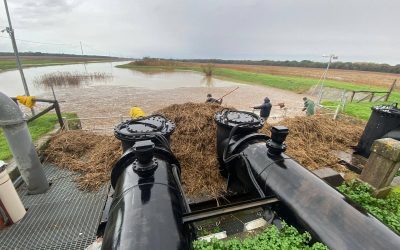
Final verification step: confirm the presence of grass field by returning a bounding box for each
[0,56,116,71]
[0,113,77,160]
[119,62,400,120]
[213,63,400,90]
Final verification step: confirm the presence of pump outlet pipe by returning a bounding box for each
[102,117,189,250]
[0,92,48,194]
[215,110,400,250]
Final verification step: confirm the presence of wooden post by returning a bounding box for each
[385,79,397,101]
[53,100,64,129]
[360,138,400,190]
[350,91,355,102]
[369,92,375,102]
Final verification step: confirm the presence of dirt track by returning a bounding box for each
[38,84,310,131]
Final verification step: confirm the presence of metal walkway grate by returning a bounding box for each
[0,164,108,250]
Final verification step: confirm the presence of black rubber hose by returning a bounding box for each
[241,154,265,198]
[172,164,191,213]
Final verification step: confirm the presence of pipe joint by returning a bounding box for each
[267,126,289,156]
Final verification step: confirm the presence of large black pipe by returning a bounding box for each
[215,110,400,250]
[102,117,189,250]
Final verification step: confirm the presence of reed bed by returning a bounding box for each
[34,71,112,89]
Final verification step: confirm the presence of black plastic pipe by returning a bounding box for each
[101,141,189,250]
[215,110,400,250]
[239,141,400,249]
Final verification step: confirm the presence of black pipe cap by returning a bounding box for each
[271,126,289,144]
[267,126,289,156]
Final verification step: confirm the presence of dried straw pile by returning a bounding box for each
[261,115,364,172]
[42,130,121,191]
[156,103,228,199]
[41,104,363,196]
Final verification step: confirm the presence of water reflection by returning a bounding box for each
[201,76,214,87]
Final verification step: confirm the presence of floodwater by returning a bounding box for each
[0,61,240,97]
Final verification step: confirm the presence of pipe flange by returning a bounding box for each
[0,118,25,126]
[132,158,158,174]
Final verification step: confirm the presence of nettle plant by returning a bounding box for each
[338,180,400,234]
[193,223,328,250]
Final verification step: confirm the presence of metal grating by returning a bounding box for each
[0,164,108,250]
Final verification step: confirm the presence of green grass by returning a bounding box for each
[118,63,397,94]
[323,100,400,120]
[119,63,400,120]
[0,112,77,160]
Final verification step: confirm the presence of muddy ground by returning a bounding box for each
[38,84,311,131]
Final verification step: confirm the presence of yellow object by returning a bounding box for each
[16,95,36,108]
[129,107,146,118]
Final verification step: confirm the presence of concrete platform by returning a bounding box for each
[0,164,108,250]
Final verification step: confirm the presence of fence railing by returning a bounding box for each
[62,115,130,131]
[12,97,64,128]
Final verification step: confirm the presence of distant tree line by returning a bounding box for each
[174,59,400,74]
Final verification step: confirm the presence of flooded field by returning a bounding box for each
[0,61,310,131]
[0,61,240,97]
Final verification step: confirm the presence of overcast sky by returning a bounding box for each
[0,0,398,64]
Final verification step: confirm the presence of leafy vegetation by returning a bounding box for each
[0,113,78,160]
[338,180,400,234]
[193,223,328,250]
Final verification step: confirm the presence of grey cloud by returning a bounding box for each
[0,0,399,64]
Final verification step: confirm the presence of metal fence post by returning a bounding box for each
[62,117,69,131]
[340,90,347,111]
[333,105,340,120]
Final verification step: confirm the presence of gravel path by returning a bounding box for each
[38,83,311,132]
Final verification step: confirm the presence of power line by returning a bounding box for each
[0,35,79,47]
[0,35,123,58]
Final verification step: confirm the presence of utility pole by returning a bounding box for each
[3,0,34,115]
[80,41,87,73]
[317,54,338,105]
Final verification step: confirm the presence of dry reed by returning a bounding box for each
[156,103,229,199]
[260,115,364,172]
[34,71,112,89]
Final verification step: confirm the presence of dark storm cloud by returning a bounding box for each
[0,0,398,64]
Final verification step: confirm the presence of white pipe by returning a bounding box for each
[0,163,26,224]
